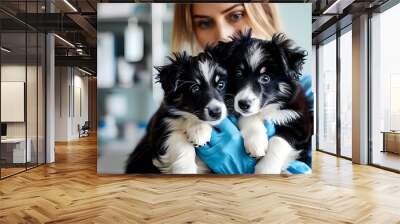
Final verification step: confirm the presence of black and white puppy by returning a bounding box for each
[125,52,228,174]
[215,31,312,174]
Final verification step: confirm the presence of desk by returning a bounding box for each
[381,131,400,154]
[1,138,31,163]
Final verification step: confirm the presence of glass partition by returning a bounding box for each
[0,1,46,179]
[317,36,337,155]
[1,30,28,177]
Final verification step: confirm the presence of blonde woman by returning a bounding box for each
[170,3,313,174]
[172,3,281,54]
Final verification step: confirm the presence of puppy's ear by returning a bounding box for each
[204,29,252,64]
[154,64,177,94]
[155,52,191,94]
[204,41,236,63]
[271,33,307,80]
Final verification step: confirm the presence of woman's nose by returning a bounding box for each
[215,22,237,42]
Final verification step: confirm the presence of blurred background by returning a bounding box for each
[97,3,311,174]
[97,4,173,173]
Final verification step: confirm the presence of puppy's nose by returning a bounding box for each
[238,100,251,111]
[207,106,222,119]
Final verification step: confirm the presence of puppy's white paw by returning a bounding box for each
[244,134,268,158]
[185,123,212,147]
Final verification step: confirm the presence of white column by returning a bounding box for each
[352,14,369,164]
[46,32,55,163]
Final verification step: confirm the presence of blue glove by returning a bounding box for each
[196,116,275,174]
[196,116,255,174]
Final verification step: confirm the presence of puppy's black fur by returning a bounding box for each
[125,52,228,173]
[209,31,313,164]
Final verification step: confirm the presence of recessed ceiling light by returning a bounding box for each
[78,67,92,76]
[63,0,78,12]
[1,47,11,53]
[54,34,75,48]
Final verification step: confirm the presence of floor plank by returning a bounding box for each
[1,135,400,223]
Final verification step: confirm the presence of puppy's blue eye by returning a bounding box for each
[259,75,270,84]
[216,80,225,90]
[191,85,200,94]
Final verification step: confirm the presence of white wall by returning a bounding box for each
[1,65,35,138]
[71,73,89,138]
[55,67,89,141]
[1,64,46,164]
[55,67,69,141]
[1,65,26,136]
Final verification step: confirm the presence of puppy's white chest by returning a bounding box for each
[154,117,211,174]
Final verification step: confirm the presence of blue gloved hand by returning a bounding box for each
[195,116,255,174]
[196,116,275,174]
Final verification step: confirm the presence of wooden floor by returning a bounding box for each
[1,135,400,223]
[372,150,400,171]
[1,167,26,178]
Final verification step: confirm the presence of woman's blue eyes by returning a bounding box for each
[197,20,213,29]
[194,11,245,29]
[229,11,244,22]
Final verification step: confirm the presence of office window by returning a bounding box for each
[318,37,337,154]
[339,29,352,158]
[371,3,400,171]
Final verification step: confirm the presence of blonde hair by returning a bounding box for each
[172,3,282,53]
